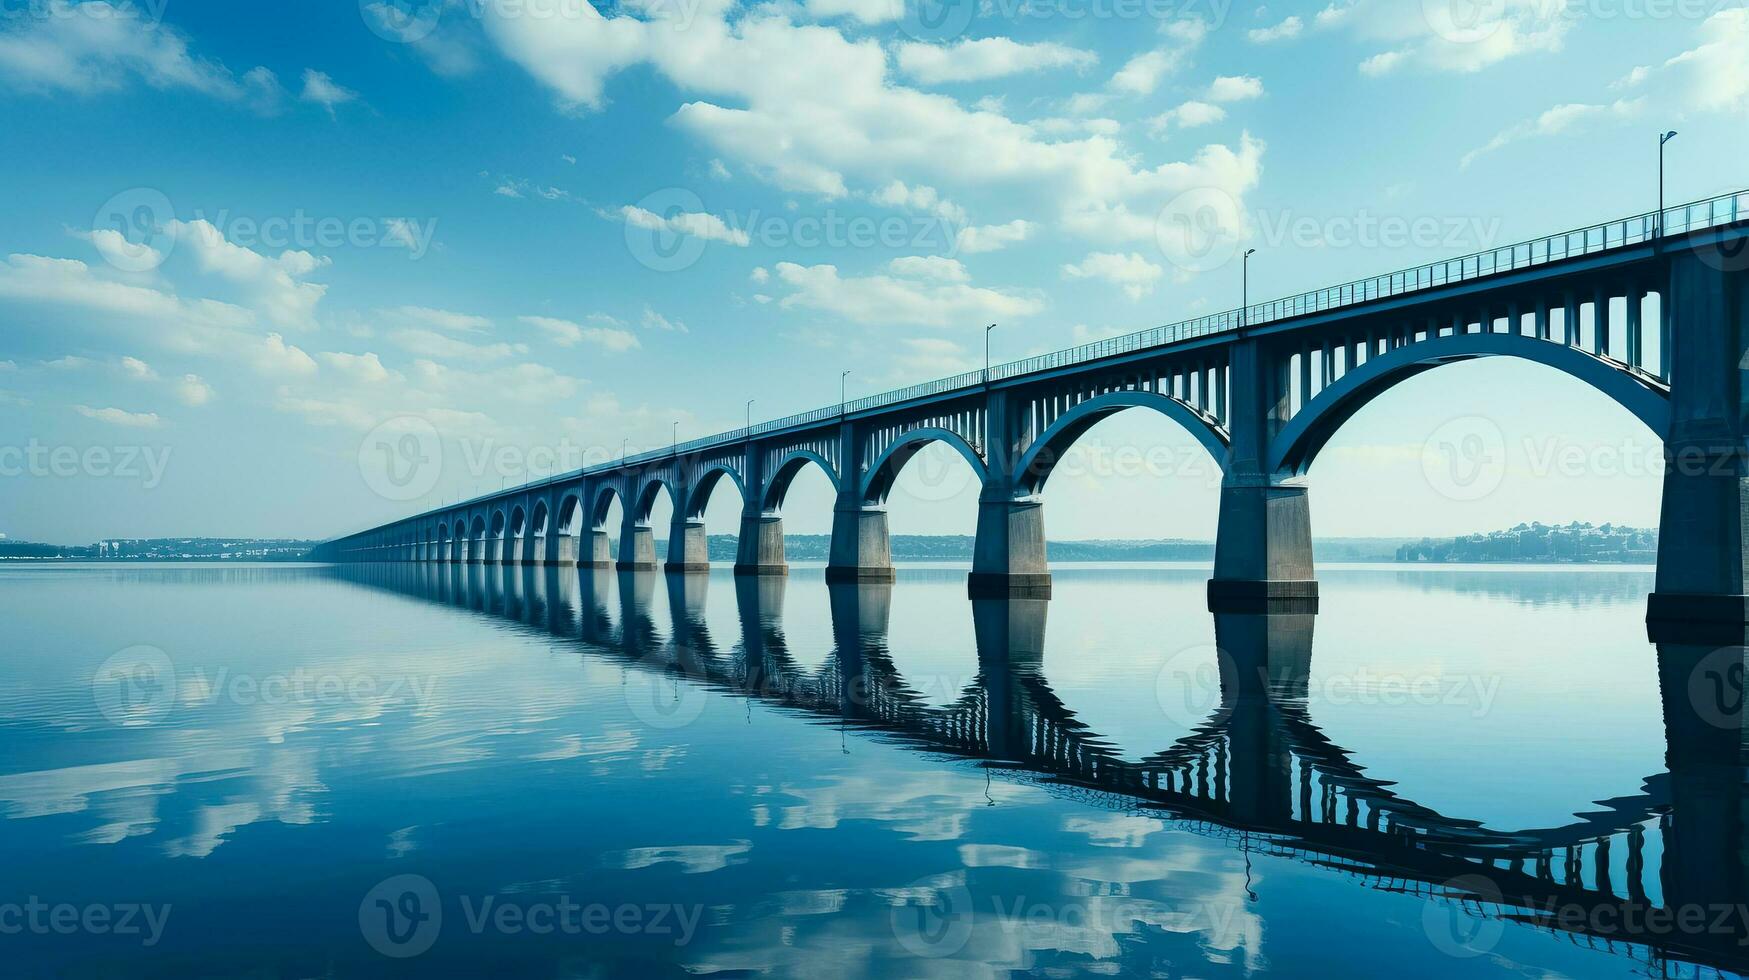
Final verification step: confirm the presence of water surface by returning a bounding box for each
[0,561,1739,977]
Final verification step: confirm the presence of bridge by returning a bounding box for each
[332,561,1749,975]
[316,190,1749,626]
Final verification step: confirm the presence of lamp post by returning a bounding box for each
[621,437,628,464]
[840,370,851,415]
[1241,248,1257,328]
[671,421,679,453]
[1658,130,1678,237]
[746,399,754,433]
[984,323,997,385]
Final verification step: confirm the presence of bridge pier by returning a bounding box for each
[826,498,895,583]
[1212,338,1317,610]
[969,493,1051,598]
[665,518,711,573]
[616,516,658,571]
[1649,255,1749,628]
[582,530,611,568]
[468,535,486,565]
[734,511,787,576]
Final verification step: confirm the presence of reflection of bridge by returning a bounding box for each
[335,562,1749,973]
[318,192,1749,626]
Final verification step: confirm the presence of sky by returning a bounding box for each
[1,0,1745,544]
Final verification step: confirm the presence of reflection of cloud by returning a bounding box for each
[957,843,1047,869]
[774,769,1042,841]
[606,841,752,874]
[1062,813,1165,848]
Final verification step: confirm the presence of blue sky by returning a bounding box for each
[1,0,1745,543]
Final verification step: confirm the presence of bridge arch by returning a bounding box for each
[1268,331,1671,477]
[635,479,681,524]
[530,500,548,538]
[763,451,840,512]
[686,464,747,520]
[1014,390,1231,493]
[860,427,988,504]
[589,485,624,530]
[489,509,506,540]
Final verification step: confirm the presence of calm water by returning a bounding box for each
[1,561,1742,977]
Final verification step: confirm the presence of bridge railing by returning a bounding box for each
[356,188,1749,531]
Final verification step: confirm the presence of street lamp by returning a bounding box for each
[746,398,755,433]
[984,323,997,385]
[671,421,679,451]
[1658,130,1679,237]
[840,370,852,417]
[621,437,628,464]
[1241,248,1258,328]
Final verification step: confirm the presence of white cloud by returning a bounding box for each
[749,266,770,284]
[475,6,1261,250]
[1662,9,1749,113]
[383,306,492,333]
[389,328,525,361]
[955,220,1032,254]
[119,355,156,380]
[300,69,358,116]
[616,204,750,246]
[361,1,479,77]
[801,0,899,24]
[888,255,968,282]
[1206,75,1263,102]
[640,306,688,333]
[1461,98,1643,170]
[1248,15,1303,43]
[168,219,330,331]
[0,252,254,352]
[1108,48,1177,96]
[254,333,318,377]
[174,373,214,406]
[1325,0,1569,77]
[869,180,964,223]
[1147,100,1225,137]
[1061,251,1164,300]
[894,38,1096,85]
[74,405,160,428]
[771,260,1043,328]
[519,314,641,352]
[319,350,393,383]
[0,0,258,99]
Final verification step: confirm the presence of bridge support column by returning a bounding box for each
[616,518,657,571]
[734,511,788,576]
[969,493,1051,598]
[1212,337,1317,610]
[826,499,895,583]
[1649,255,1749,628]
[665,518,711,573]
[582,530,611,568]
[468,536,486,565]
[551,534,579,567]
[1209,477,1316,608]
